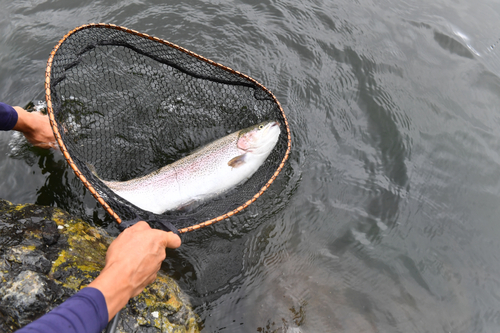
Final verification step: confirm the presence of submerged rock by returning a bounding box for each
[0,199,200,333]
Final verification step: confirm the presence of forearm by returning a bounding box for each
[12,106,38,134]
[88,262,137,321]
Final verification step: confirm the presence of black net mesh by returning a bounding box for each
[47,25,289,233]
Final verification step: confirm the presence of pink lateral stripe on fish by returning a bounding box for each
[94,121,281,214]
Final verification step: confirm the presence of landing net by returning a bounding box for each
[45,24,291,233]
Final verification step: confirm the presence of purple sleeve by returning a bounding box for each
[0,102,18,131]
[16,287,109,333]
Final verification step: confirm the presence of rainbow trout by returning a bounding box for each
[98,120,280,214]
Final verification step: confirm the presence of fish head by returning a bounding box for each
[237,120,281,155]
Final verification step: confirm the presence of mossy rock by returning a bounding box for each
[0,199,200,333]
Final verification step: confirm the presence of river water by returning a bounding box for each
[2,0,500,332]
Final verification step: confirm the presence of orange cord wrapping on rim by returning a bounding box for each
[45,23,291,234]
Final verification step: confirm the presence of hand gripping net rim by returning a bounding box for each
[44,23,291,234]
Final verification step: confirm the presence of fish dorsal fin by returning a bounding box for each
[228,154,246,168]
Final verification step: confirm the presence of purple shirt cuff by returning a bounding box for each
[0,102,18,131]
[16,287,108,333]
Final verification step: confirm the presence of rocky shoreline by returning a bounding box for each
[0,199,200,333]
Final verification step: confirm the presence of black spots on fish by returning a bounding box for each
[228,154,246,168]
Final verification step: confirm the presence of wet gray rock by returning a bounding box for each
[5,245,52,275]
[0,199,200,333]
[1,270,51,326]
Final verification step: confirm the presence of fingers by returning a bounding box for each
[128,221,182,249]
[131,221,151,231]
[165,232,181,249]
[149,228,181,249]
[33,141,58,149]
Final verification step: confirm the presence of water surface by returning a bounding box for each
[2,0,500,332]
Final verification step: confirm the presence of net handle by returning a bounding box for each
[45,23,292,234]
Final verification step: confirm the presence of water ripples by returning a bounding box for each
[3,0,500,331]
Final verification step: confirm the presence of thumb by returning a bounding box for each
[164,231,181,249]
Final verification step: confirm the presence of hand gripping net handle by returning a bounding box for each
[45,23,291,233]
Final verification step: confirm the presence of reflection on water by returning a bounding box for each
[4,138,110,226]
[2,0,500,332]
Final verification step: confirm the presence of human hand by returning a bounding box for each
[88,221,181,321]
[12,106,57,149]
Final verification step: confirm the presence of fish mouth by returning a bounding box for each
[265,121,280,132]
[262,121,280,137]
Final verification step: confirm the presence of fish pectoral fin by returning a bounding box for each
[228,154,246,168]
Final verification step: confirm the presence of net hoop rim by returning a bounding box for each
[45,23,291,234]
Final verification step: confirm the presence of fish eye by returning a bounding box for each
[258,124,264,130]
